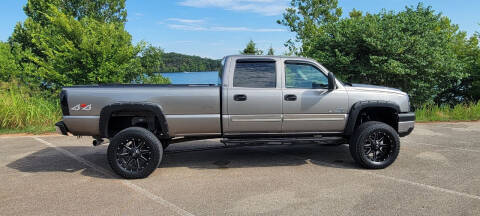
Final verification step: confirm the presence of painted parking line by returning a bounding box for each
[260,147,480,201]
[32,137,195,216]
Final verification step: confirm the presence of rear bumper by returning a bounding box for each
[55,121,69,136]
[398,112,415,137]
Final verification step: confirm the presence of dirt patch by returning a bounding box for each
[0,133,60,138]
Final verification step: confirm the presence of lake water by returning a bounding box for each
[160,71,220,84]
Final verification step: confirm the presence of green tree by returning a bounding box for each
[9,0,140,91]
[438,32,480,103]
[138,45,165,76]
[470,33,480,100]
[349,8,362,18]
[241,40,263,55]
[277,0,342,54]
[0,42,21,81]
[23,0,126,23]
[267,46,275,55]
[279,2,469,105]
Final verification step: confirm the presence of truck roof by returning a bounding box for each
[224,55,313,61]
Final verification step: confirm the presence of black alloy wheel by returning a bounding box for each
[349,121,400,169]
[362,130,395,163]
[107,127,163,179]
[115,136,152,172]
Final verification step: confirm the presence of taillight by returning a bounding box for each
[60,90,70,115]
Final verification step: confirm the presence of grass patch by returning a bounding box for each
[0,83,61,134]
[416,101,480,122]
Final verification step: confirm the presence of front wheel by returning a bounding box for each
[349,121,400,169]
[107,127,163,179]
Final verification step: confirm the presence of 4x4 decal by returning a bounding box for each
[71,104,91,111]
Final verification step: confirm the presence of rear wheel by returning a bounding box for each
[349,121,400,169]
[107,127,163,179]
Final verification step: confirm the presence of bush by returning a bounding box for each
[279,2,474,105]
[416,102,480,122]
[9,1,143,91]
[0,82,61,133]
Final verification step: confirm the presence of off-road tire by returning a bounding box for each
[107,127,163,179]
[349,121,400,169]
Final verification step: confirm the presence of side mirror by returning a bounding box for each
[328,72,336,90]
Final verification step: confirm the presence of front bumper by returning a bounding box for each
[55,121,69,135]
[398,112,415,137]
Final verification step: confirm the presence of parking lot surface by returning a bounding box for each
[1,122,480,215]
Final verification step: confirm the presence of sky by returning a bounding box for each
[0,0,479,59]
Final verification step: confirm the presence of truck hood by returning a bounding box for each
[345,83,406,95]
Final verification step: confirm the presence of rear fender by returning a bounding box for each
[99,102,169,138]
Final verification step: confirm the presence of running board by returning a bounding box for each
[221,136,346,146]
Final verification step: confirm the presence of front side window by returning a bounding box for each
[285,63,328,89]
[233,61,276,88]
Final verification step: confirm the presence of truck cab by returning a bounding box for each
[222,55,348,135]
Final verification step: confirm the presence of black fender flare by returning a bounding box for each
[99,102,169,138]
[344,100,400,136]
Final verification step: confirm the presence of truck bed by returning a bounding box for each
[62,84,221,136]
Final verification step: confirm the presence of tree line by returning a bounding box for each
[159,52,221,73]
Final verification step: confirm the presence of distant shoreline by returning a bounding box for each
[159,71,218,73]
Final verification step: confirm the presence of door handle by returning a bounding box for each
[234,94,247,101]
[284,94,297,101]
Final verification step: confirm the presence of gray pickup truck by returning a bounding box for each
[56,55,415,179]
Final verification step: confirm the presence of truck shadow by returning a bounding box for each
[163,143,358,170]
[6,142,359,180]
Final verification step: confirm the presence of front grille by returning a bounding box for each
[59,90,69,116]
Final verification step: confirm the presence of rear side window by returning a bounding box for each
[233,61,276,88]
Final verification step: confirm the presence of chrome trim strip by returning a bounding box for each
[165,114,220,118]
[63,116,100,119]
[175,133,221,136]
[231,119,282,122]
[230,114,282,122]
[284,118,345,121]
[229,114,347,122]
[283,114,347,121]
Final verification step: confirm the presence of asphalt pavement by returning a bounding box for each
[1,122,479,215]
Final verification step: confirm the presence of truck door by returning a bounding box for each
[224,59,283,134]
[281,60,348,133]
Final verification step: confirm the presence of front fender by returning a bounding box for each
[344,100,400,136]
